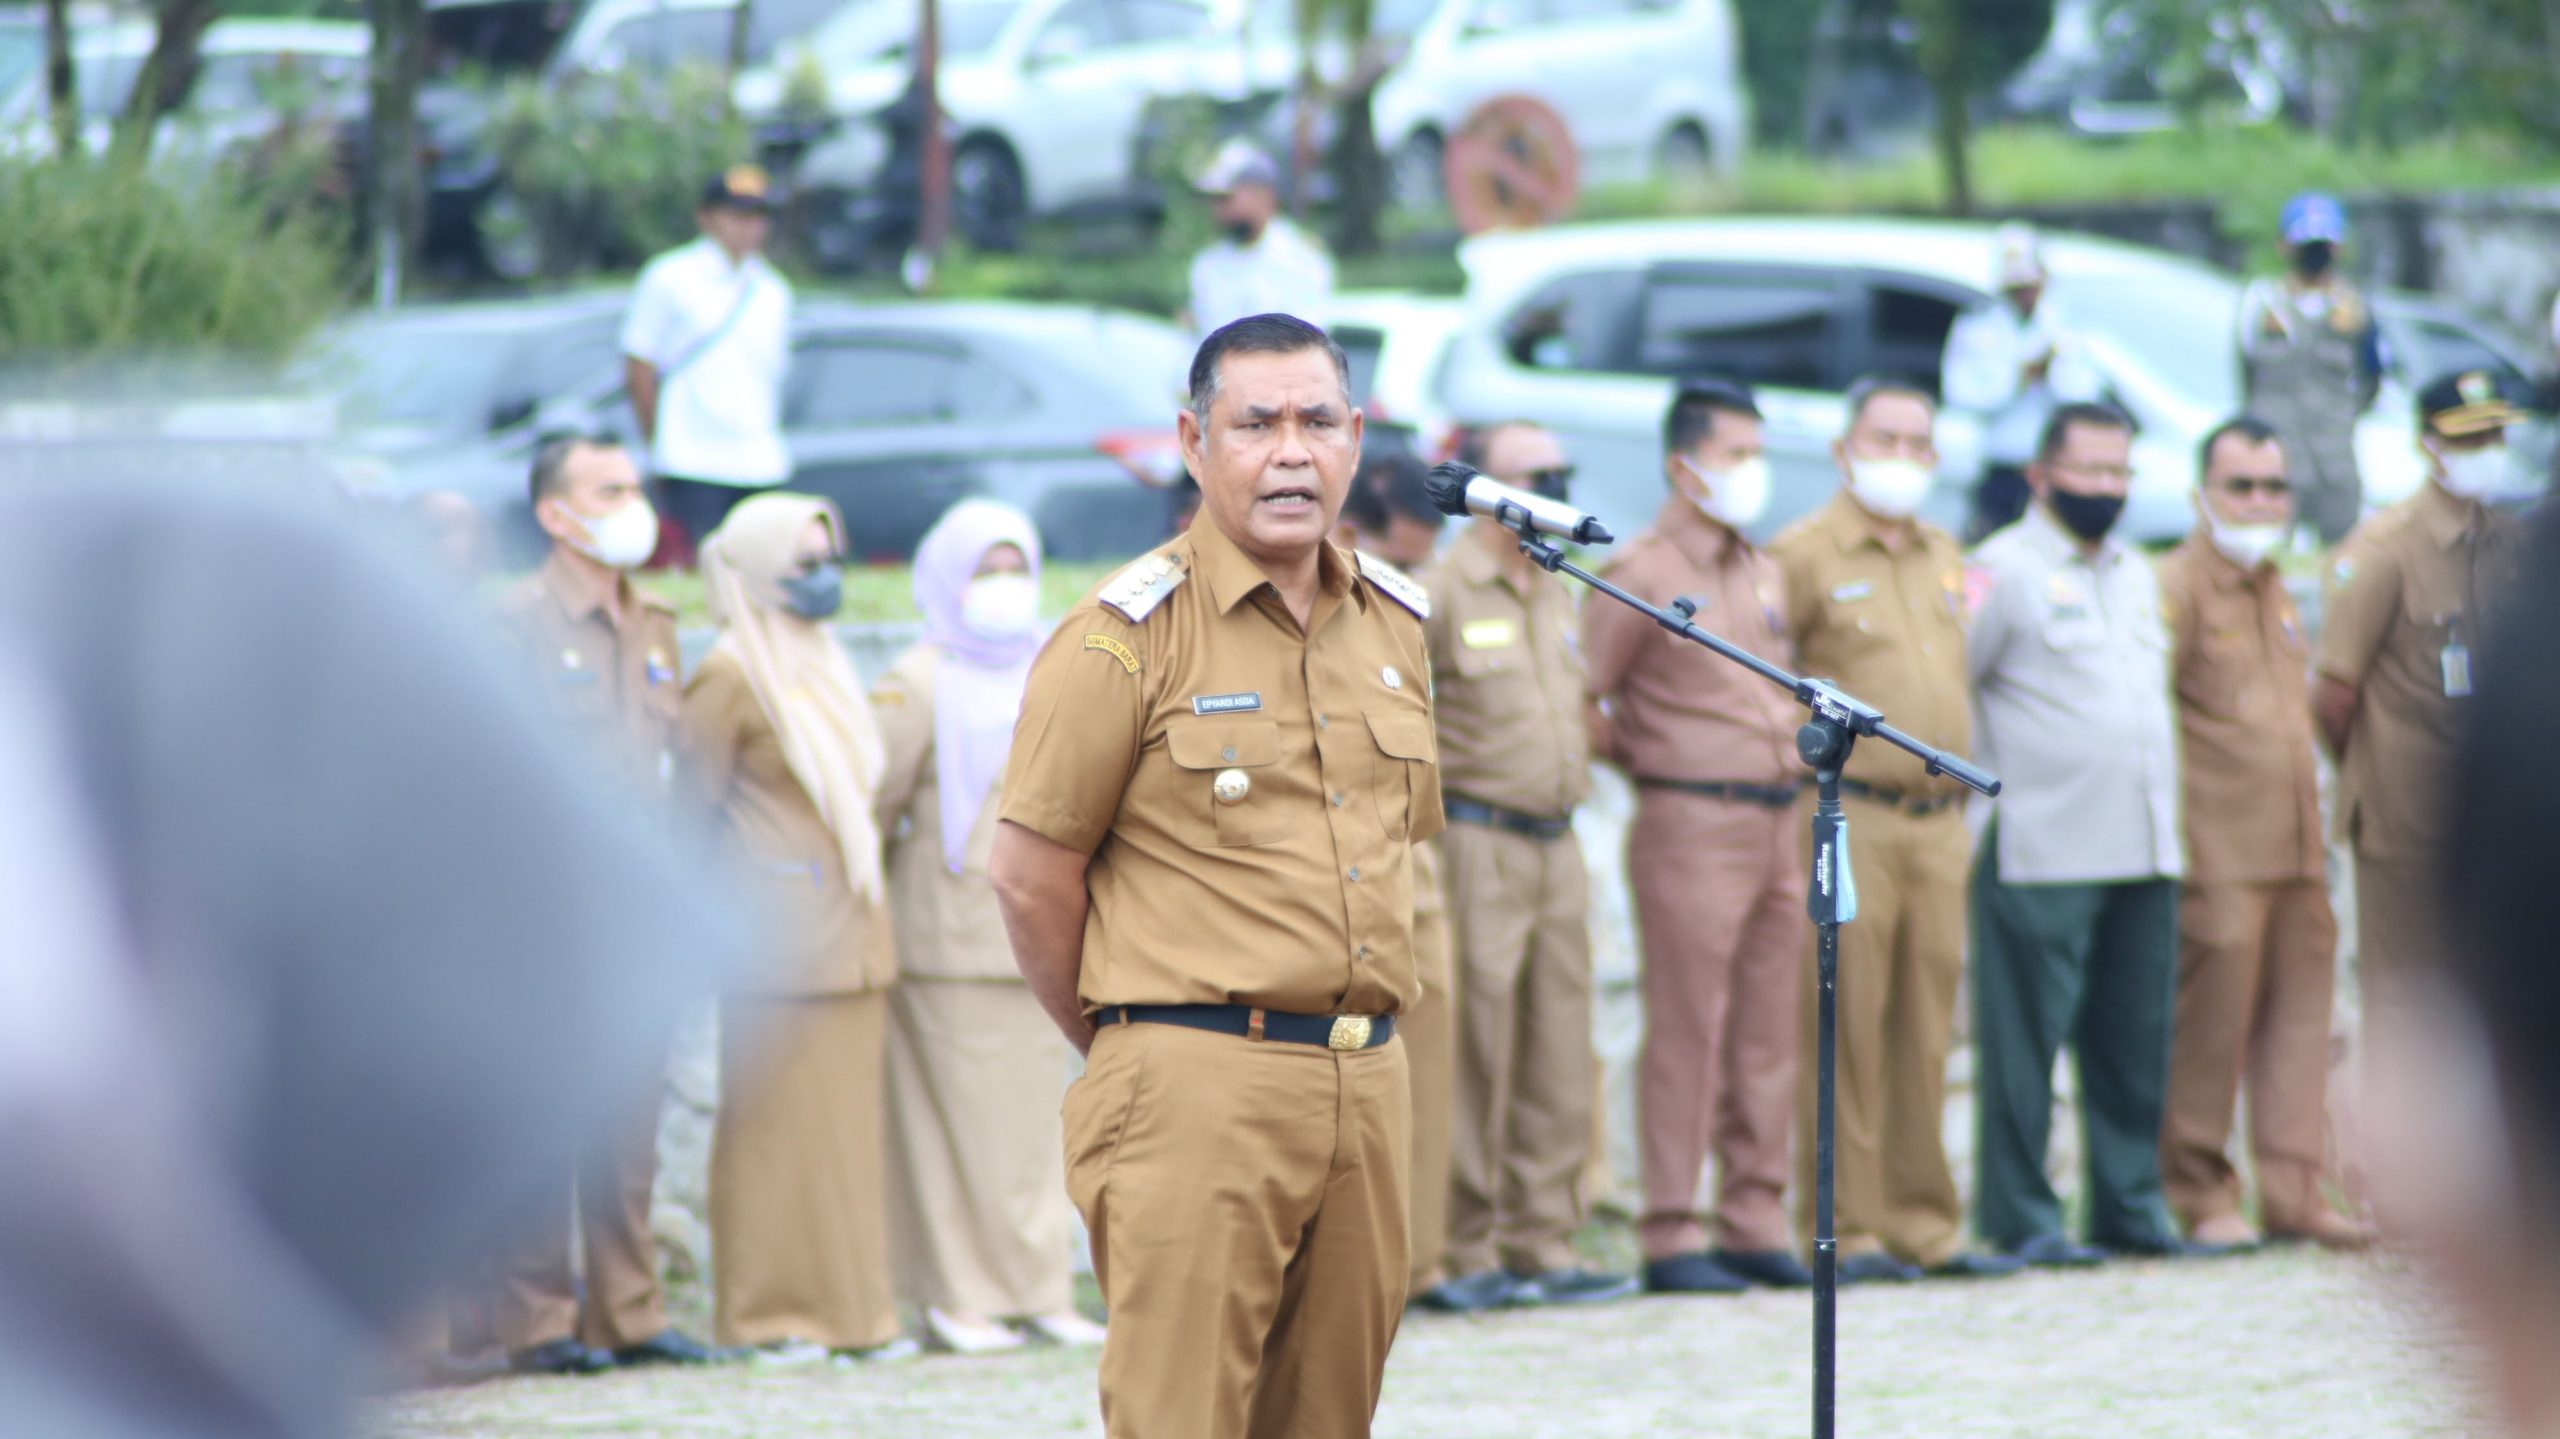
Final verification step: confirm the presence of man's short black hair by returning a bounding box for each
[2035,401,2137,463]
[1841,375,1937,432]
[1340,450,1446,539]
[1454,419,1545,475]
[1187,313,1352,423]
[1663,377,1761,458]
[526,432,621,508]
[2197,415,2282,478]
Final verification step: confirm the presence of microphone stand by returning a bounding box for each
[1500,509,1999,1439]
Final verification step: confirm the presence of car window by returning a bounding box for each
[1036,0,1122,53]
[1633,268,1845,390]
[789,341,1029,427]
[75,52,145,121]
[1114,0,1212,43]
[1860,282,1965,395]
[1331,324,1388,405]
[1372,0,1440,37]
[1503,268,1642,373]
[592,8,737,72]
[2048,273,2240,411]
[2383,314,2526,394]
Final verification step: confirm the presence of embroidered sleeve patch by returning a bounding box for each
[1083,634,1141,673]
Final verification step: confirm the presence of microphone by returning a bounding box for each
[1423,461,1615,546]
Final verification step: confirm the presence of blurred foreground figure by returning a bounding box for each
[0,482,736,1439]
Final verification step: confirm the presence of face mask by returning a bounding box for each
[2205,508,2287,570]
[564,498,659,570]
[2436,444,2511,500]
[1223,218,1261,245]
[2046,488,2125,543]
[778,565,845,620]
[1846,457,1933,521]
[1681,455,1770,530]
[2291,240,2336,280]
[960,572,1041,640]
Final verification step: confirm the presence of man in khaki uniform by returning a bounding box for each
[489,435,714,1373]
[2158,418,2373,1251]
[1415,422,1633,1312]
[1333,453,1459,1302]
[992,314,1443,1439]
[1584,378,1812,1295]
[2316,371,2532,998]
[1769,379,2021,1283]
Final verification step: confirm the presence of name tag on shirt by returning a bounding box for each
[2443,641,2473,698]
[1829,580,1874,604]
[1461,618,1520,650]
[1192,691,1263,715]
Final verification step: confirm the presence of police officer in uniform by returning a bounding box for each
[490,435,715,1372]
[2315,371,2532,1004]
[1768,379,2022,1283]
[991,313,1441,1439]
[2239,193,2381,546]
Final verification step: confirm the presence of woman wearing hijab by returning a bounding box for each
[683,493,912,1364]
[873,500,1107,1355]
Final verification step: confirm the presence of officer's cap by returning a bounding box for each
[2419,369,2525,438]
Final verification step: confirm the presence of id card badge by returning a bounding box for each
[2442,641,2474,699]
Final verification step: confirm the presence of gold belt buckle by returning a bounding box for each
[1327,1015,1373,1051]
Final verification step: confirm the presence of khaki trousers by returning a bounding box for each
[1628,792,1809,1259]
[1067,1019,1409,1439]
[1405,900,1458,1292]
[491,1076,668,1352]
[1442,821,1594,1277]
[2353,853,2441,991]
[2161,878,2339,1231]
[1791,799,1968,1267]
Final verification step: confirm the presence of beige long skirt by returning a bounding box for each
[884,979,1076,1318]
[712,989,899,1350]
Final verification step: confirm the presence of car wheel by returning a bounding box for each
[1391,129,1445,212]
[953,139,1026,253]
[1654,121,1711,186]
[794,186,875,274]
[473,181,542,284]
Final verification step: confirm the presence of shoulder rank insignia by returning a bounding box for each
[1356,550,1430,620]
[1098,552,1188,622]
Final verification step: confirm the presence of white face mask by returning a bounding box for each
[1681,455,1770,530]
[1846,457,1933,521]
[2204,507,2288,570]
[2436,444,2513,500]
[960,572,1042,640]
[565,499,660,570]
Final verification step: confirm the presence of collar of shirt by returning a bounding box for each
[684,235,765,282]
[2179,528,2276,595]
[1652,491,1752,573]
[1450,526,1539,598]
[1186,511,1362,619]
[1817,488,1924,557]
[540,547,634,628]
[2416,478,2491,550]
[2017,496,2128,571]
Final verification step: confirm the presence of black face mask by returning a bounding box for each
[2047,488,2126,543]
[2292,240,2336,279]
[1223,217,1261,245]
[778,565,845,620]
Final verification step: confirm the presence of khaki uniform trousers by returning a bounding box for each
[1066,1019,1409,1439]
[1791,798,1968,1267]
[1442,821,1593,1277]
[1628,791,1808,1259]
[2353,854,2441,1000]
[2161,878,2338,1231]
[1405,900,1458,1292]
[491,1080,668,1352]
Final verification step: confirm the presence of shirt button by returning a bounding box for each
[1222,746,1238,762]
[1331,792,1346,807]
[1347,867,1362,883]
[1357,944,1371,959]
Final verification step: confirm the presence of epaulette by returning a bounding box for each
[1098,551,1188,622]
[1357,550,1429,620]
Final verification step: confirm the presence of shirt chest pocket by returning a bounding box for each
[2182,626,2253,717]
[1366,707,1437,843]
[1167,717,1287,847]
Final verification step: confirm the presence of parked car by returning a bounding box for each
[1371,0,1745,211]
[1324,290,1463,460]
[300,291,632,461]
[1998,0,2297,138]
[375,299,1195,565]
[1433,217,2545,548]
[0,17,367,162]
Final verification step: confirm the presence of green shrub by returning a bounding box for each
[485,63,752,279]
[0,153,347,373]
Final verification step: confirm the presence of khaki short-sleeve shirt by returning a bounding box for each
[494,550,686,796]
[1422,535,1590,818]
[1000,519,1444,1018]
[2157,532,2322,884]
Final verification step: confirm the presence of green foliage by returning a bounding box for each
[485,63,752,279]
[633,560,1121,626]
[0,152,347,370]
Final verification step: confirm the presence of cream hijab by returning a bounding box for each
[701,493,888,903]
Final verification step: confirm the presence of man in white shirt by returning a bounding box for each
[622,165,795,565]
[1942,223,2103,540]
[1184,140,1335,340]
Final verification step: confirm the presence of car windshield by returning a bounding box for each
[812,0,1017,69]
[0,25,40,109]
[2049,269,2242,411]
[1372,0,1438,37]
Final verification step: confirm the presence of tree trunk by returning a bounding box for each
[1911,0,1974,217]
[915,0,949,267]
[726,0,756,97]
[41,0,73,158]
[109,0,218,165]
[1330,83,1383,257]
[366,0,426,306]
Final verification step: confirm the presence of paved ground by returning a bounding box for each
[372,1245,2480,1439]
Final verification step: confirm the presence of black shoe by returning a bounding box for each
[1415,1269,1537,1314]
[508,1339,614,1375]
[1711,1248,1813,1288]
[1522,1268,1639,1306]
[1928,1250,2027,1280]
[613,1329,719,1366]
[1643,1251,1750,1295]
[2007,1233,2107,1269]
[1836,1252,1923,1285]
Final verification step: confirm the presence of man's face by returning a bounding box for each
[536,444,647,549]
[700,204,771,259]
[1211,182,1274,238]
[2200,433,2293,529]
[2029,421,2133,504]
[2427,422,2508,479]
[1836,391,1936,476]
[1667,410,1764,500]
[2004,282,2044,317]
[1178,347,1362,570]
[1481,423,1569,493]
[1376,515,1441,569]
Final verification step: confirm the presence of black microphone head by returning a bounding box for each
[1422,461,1479,518]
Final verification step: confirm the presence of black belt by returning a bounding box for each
[1108,1003,1396,1051]
[1634,777,1803,809]
[1444,795,1574,841]
[1838,779,1964,817]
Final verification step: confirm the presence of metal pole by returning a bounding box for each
[1808,750,1848,1439]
